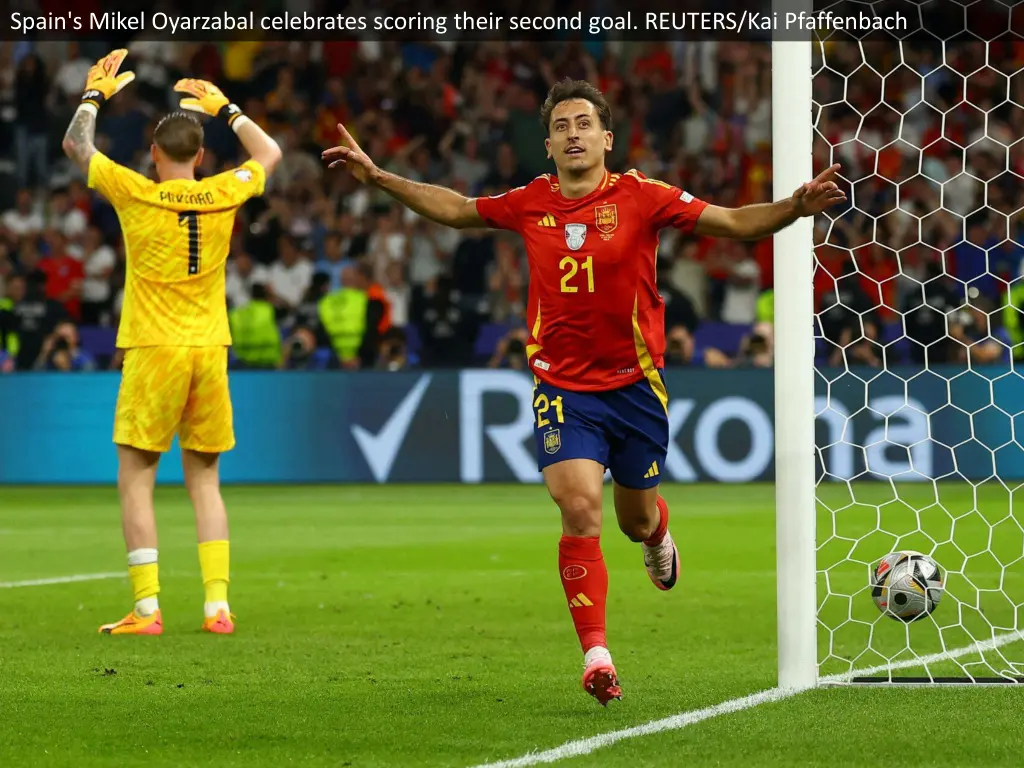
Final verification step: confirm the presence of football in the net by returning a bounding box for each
[870,551,944,622]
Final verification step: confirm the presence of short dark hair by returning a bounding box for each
[154,112,204,163]
[539,79,613,134]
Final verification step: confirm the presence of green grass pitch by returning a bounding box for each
[1,483,1022,767]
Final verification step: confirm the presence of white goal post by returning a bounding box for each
[772,35,818,691]
[772,4,1024,687]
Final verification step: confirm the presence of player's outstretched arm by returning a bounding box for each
[62,49,135,173]
[174,79,282,175]
[322,124,484,230]
[694,163,847,240]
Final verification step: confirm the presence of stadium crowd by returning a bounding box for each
[0,38,1022,373]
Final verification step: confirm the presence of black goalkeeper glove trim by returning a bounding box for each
[81,89,106,110]
[217,103,244,128]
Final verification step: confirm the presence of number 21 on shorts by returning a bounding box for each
[534,392,565,428]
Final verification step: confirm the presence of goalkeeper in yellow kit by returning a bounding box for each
[62,51,281,635]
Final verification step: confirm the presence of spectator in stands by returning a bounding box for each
[903,260,963,364]
[731,331,773,368]
[229,284,282,369]
[720,248,761,324]
[382,261,411,329]
[32,320,95,371]
[657,259,700,335]
[226,251,270,310]
[480,143,531,197]
[2,189,44,241]
[318,262,372,369]
[268,235,314,314]
[376,327,412,372]
[38,231,84,321]
[414,274,469,367]
[51,41,91,104]
[950,304,1004,365]
[8,271,66,369]
[47,188,88,240]
[663,325,731,369]
[818,259,881,368]
[366,207,408,286]
[79,227,116,326]
[440,123,489,194]
[488,327,529,370]
[486,237,527,323]
[316,230,353,291]
[0,281,18,366]
[1003,273,1024,362]
[0,244,11,299]
[279,272,332,369]
[14,53,49,189]
[362,263,392,369]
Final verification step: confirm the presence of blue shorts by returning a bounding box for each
[532,373,669,489]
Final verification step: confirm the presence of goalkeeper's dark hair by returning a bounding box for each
[539,79,613,134]
[154,111,204,163]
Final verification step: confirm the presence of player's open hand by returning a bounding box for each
[793,164,847,216]
[321,124,380,185]
[83,49,134,104]
[174,79,230,117]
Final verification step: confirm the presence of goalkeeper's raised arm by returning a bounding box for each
[321,123,484,229]
[174,78,282,175]
[62,49,135,173]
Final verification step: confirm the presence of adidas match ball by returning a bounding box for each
[871,551,944,622]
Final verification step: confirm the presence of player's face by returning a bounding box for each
[545,99,612,175]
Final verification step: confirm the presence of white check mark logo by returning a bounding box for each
[351,374,432,483]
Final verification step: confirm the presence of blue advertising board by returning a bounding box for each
[0,366,1019,484]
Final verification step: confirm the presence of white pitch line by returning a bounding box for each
[0,572,124,589]
[470,630,1024,768]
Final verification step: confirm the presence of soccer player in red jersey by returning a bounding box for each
[323,79,846,705]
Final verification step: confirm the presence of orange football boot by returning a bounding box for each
[99,610,163,635]
[201,609,235,634]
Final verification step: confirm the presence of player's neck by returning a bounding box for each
[157,163,197,182]
[557,166,607,200]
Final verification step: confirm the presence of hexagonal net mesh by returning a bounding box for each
[811,32,1024,682]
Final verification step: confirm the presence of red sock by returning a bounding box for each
[644,496,669,546]
[559,536,608,653]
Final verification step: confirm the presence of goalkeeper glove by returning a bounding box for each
[81,49,135,110]
[174,79,245,129]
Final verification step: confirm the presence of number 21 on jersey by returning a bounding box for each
[559,255,594,293]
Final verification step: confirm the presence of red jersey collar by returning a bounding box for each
[550,169,611,202]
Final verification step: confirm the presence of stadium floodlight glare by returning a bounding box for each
[774,2,1024,688]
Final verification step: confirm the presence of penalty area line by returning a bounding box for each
[0,572,125,589]
[469,630,1024,768]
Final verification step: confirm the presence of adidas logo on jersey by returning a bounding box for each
[537,214,556,227]
[643,462,660,480]
[568,593,594,608]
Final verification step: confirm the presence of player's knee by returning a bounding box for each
[618,517,657,542]
[553,492,602,536]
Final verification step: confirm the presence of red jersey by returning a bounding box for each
[475,169,708,392]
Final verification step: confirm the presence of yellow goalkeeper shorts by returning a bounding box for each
[114,346,235,454]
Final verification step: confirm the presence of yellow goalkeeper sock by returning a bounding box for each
[127,548,159,617]
[198,540,230,616]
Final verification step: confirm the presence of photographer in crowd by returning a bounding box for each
[32,321,95,372]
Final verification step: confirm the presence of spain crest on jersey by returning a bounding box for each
[594,204,617,233]
[544,428,561,454]
[564,223,587,251]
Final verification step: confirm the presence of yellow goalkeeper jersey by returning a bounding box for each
[87,152,266,348]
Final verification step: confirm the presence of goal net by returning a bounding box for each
[797,7,1024,684]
